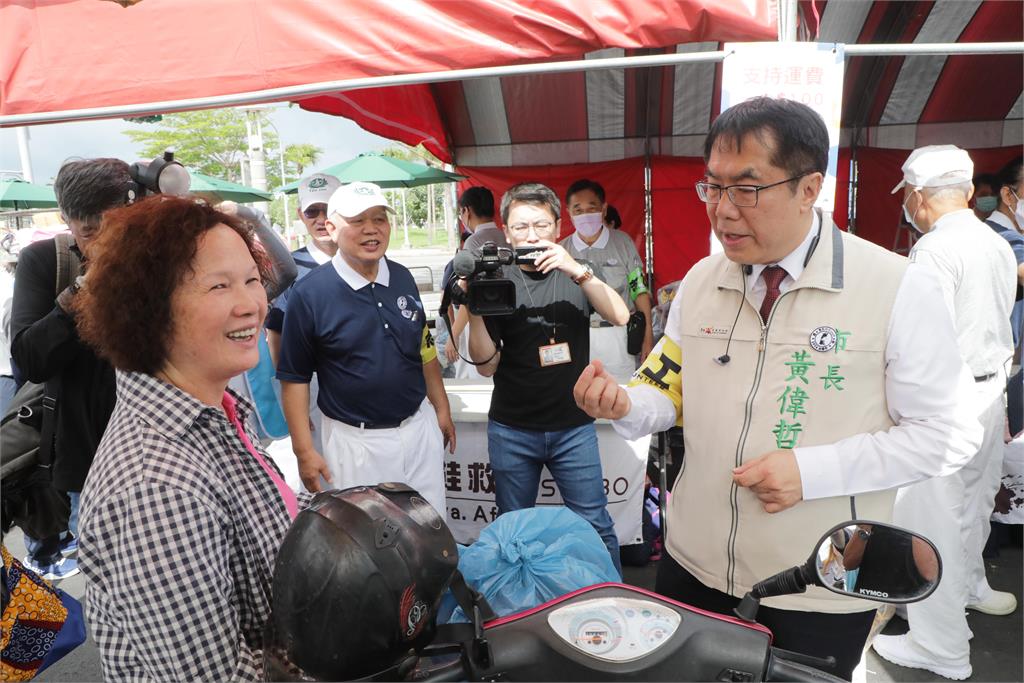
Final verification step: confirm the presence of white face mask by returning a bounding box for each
[571,212,604,238]
[903,194,923,234]
[1012,189,1024,231]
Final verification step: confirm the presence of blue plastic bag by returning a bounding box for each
[447,507,619,622]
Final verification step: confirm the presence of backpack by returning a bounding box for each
[0,235,80,537]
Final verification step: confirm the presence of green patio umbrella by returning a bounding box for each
[187,171,274,203]
[0,179,58,210]
[277,152,465,193]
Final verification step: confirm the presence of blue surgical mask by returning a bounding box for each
[975,196,999,213]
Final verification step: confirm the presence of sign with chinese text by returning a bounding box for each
[721,42,846,212]
[443,422,650,546]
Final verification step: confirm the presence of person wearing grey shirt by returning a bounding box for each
[561,179,654,381]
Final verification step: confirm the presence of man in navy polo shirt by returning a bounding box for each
[266,172,342,455]
[276,182,455,514]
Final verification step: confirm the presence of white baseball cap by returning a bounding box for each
[297,173,342,211]
[891,145,974,194]
[327,181,394,219]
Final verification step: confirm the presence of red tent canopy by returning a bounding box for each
[0,0,777,138]
[2,0,1020,288]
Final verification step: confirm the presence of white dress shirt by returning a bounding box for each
[910,209,1016,377]
[615,216,982,501]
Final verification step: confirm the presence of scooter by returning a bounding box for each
[264,485,940,683]
[402,520,940,682]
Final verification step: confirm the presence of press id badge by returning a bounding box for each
[539,342,572,367]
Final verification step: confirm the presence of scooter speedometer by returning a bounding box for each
[547,597,682,663]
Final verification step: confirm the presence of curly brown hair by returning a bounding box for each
[74,195,272,374]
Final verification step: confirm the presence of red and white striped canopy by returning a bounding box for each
[299,0,1022,165]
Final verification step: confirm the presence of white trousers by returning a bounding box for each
[320,399,446,515]
[454,329,484,380]
[590,325,635,383]
[895,377,1006,663]
[963,385,1008,604]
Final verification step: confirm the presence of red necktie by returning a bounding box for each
[759,265,787,323]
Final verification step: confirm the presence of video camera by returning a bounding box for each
[127,150,191,203]
[447,241,517,316]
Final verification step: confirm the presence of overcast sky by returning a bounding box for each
[0,104,393,184]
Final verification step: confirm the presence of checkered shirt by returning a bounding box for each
[78,370,312,681]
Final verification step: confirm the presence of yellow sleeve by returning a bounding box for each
[628,334,682,424]
[420,325,438,364]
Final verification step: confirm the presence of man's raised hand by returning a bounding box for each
[574,360,631,420]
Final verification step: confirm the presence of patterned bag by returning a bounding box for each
[0,543,85,681]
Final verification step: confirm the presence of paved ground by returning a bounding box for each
[7,523,1018,682]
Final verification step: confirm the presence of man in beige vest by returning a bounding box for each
[574,97,982,680]
[871,146,1017,680]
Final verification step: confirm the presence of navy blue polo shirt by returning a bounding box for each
[265,245,331,333]
[276,256,432,424]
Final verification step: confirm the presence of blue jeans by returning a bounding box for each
[0,376,16,416]
[24,491,79,564]
[487,420,621,576]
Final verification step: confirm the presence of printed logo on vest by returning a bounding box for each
[809,326,838,352]
[698,325,730,337]
[397,295,409,310]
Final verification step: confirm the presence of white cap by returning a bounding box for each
[327,181,394,219]
[891,145,974,194]
[297,173,342,211]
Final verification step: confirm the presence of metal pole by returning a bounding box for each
[5,41,1023,128]
[15,128,34,182]
[0,50,728,127]
[263,117,290,242]
[843,41,1023,56]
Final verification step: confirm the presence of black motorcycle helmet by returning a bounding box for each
[266,483,459,681]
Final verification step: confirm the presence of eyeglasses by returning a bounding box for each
[507,220,556,235]
[695,173,812,208]
[302,205,327,219]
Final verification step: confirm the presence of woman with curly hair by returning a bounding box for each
[73,195,307,680]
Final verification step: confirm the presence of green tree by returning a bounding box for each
[284,143,322,177]
[125,109,322,206]
[124,109,276,184]
[379,144,450,236]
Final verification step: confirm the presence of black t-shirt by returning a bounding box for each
[489,267,593,431]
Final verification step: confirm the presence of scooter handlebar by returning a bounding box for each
[765,650,847,683]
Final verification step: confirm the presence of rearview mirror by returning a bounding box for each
[813,521,941,603]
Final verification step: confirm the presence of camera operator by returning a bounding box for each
[9,158,131,580]
[465,182,629,574]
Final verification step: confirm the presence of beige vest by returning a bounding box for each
[669,223,908,612]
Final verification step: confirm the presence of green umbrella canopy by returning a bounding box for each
[277,152,465,194]
[0,179,58,210]
[187,171,274,204]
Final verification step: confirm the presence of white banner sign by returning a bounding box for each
[721,42,846,212]
[442,421,650,546]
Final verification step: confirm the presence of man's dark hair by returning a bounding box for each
[704,97,829,188]
[500,183,560,224]
[458,186,495,220]
[605,205,622,229]
[53,158,132,222]
[997,156,1023,191]
[972,173,999,193]
[565,179,606,205]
